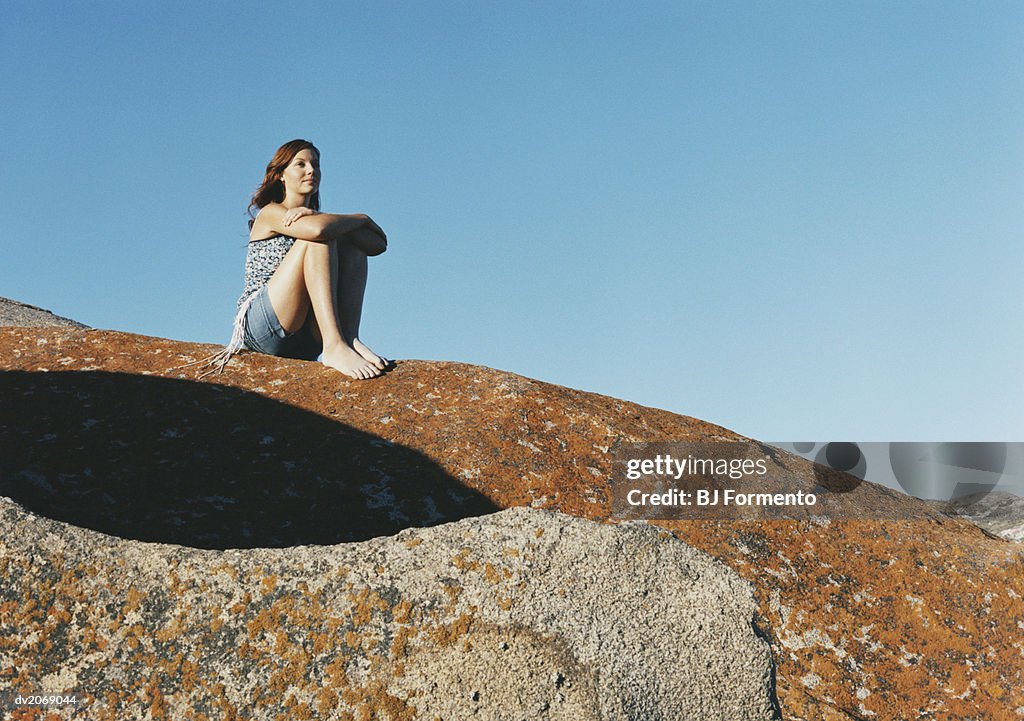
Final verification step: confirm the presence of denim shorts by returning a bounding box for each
[242,285,322,361]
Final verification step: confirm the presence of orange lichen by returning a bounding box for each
[208,605,225,633]
[211,563,239,581]
[0,600,18,618]
[313,689,338,715]
[4,327,1023,720]
[245,607,279,639]
[391,599,413,624]
[228,591,252,615]
[482,562,501,584]
[147,679,168,720]
[324,657,349,687]
[154,615,185,643]
[168,570,187,596]
[347,587,388,627]
[450,548,478,571]
[260,574,278,597]
[341,679,416,721]
[441,583,462,603]
[390,625,414,659]
[430,613,474,647]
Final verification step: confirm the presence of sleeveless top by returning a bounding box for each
[187,233,296,377]
[238,234,295,308]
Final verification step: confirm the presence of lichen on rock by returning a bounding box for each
[0,498,776,720]
[2,326,1023,720]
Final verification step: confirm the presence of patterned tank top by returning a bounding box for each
[238,234,295,308]
[186,233,299,377]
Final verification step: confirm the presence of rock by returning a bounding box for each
[0,328,940,547]
[0,498,776,720]
[932,491,1024,542]
[0,296,88,329]
[2,326,1023,720]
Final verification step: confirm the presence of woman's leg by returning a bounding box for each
[335,230,387,369]
[266,239,381,379]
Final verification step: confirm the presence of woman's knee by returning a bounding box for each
[346,227,386,256]
[294,238,334,255]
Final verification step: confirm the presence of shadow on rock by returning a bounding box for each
[1,371,498,548]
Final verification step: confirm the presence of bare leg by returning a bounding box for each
[266,239,380,380]
[336,230,388,369]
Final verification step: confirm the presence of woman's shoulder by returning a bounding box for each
[249,204,287,241]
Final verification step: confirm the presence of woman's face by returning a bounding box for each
[280,148,320,198]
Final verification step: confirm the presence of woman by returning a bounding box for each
[201,139,388,380]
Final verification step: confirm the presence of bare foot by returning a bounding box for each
[322,343,381,380]
[352,338,388,370]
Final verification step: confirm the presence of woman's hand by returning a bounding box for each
[260,204,385,246]
[283,206,318,227]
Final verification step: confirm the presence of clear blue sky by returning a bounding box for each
[3,2,1022,443]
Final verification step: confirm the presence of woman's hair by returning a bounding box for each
[248,139,321,222]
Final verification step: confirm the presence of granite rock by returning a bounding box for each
[0,297,87,329]
[933,491,1024,542]
[2,326,1023,720]
[0,498,777,720]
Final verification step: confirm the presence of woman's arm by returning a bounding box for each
[255,204,387,255]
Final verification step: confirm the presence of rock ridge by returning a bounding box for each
[0,496,777,720]
[932,490,1024,542]
[0,296,88,329]
[2,326,1023,720]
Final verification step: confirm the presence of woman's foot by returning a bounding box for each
[322,342,381,380]
[352,338,388,370]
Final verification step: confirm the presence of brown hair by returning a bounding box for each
[248,139,321,223]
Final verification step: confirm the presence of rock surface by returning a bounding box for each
[2,326,1024,720]
[0,297,87,329]
[933,491,1024,542]
[0,499,776,720]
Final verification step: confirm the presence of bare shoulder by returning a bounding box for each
[249,204,287,241]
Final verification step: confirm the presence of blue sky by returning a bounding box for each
[3,2,1022,445]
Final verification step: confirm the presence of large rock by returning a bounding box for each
[2,327,1023,720]
[0,297,87,329]
[933,490,1024,542]
[0,498,776,720]
[0,327,931,547]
